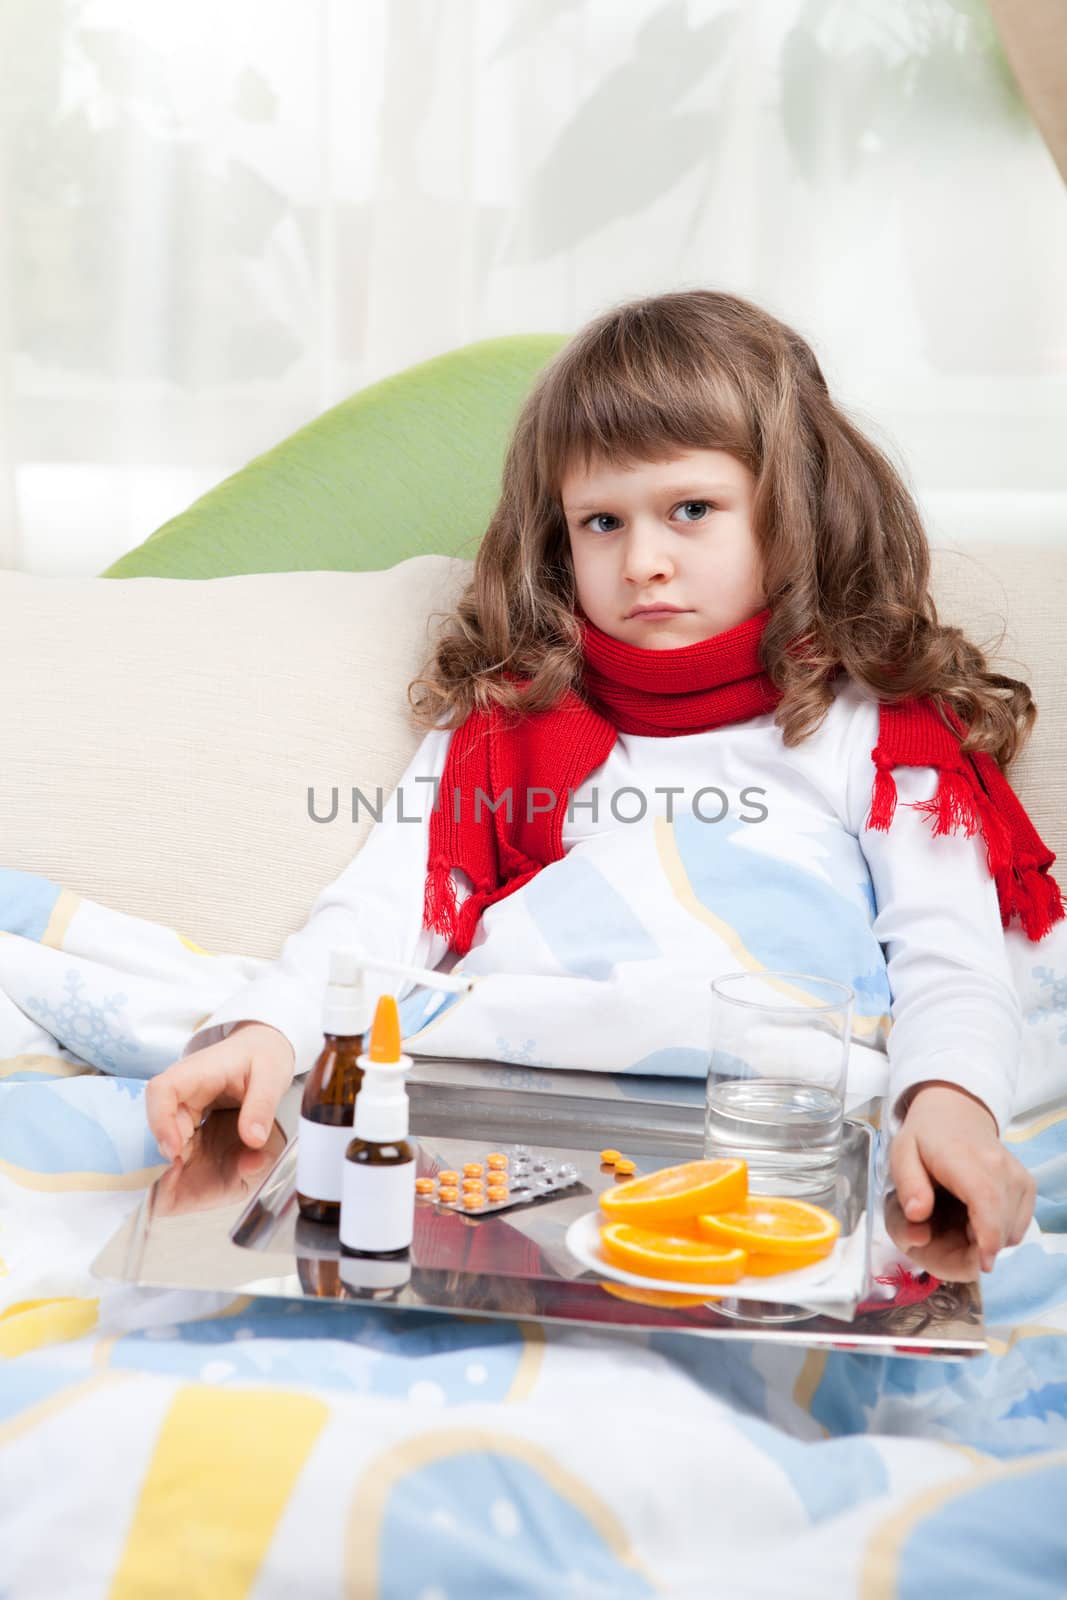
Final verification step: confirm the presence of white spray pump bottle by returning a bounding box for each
[339,993,417,1257]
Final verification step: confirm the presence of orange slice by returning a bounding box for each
[696,1197,839,1259]
[599,1159,747,1227]
[599,1222,748,1284]
[741,1247,834,1276]
[599,1281,715,1309]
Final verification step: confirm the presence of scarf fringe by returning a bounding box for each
[423,859,502,959]
[909,768,983,841]
[908,767,1017,882]
[867,764,899,830]
[1004,859,1066,943]
[867,759,1065,939]
[423,858,461,945]
[868,760,1005,865]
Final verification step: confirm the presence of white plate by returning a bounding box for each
[564,1210,867,1305]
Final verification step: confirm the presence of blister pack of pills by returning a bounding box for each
[415,1145,583,1216]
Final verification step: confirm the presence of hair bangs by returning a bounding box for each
[536,332,756,498]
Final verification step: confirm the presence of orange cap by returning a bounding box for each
[368,994,402,1062]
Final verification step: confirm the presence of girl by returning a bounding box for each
[146,289,1061,1276]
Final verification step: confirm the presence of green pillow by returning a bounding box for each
[102,333,567,578]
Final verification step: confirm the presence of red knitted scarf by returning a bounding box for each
[422,607,1063,957]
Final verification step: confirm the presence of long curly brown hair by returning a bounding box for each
[409,289,1034,769]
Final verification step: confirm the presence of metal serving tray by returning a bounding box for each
[92,1057,985,1358]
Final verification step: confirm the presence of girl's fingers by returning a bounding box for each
[920,1142,1005,1270]
[1006,1174,1036,1248]
[147,1052,243,1160]
[147,1076,185,1160]
[889,1132,936,1223]
[237,1056,289,1150]
[174,1105,198,1150]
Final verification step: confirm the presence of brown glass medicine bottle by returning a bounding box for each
[295,948,371,1223]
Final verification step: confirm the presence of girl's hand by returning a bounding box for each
[145,1021,296,1163]
[889,1082,1035,1274]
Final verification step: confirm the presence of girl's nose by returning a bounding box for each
[621,527,674,584]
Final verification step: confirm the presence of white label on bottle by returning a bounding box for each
[295,1115,353,1203]
[339,1157,415,1253]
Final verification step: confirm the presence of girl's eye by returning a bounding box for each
[580,501,714,534]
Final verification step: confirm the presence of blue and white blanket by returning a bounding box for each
[1,868,1066,1596]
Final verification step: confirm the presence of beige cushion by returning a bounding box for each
[0,556,470,958]
[1,544,1062,961]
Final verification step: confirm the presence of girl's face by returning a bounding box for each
[561,447,765,648]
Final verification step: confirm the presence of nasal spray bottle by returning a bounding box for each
[297,946,473,1226]
[339,993,417,1258]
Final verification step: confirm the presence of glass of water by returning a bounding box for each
[704,971,853,1195]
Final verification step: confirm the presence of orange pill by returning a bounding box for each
[600,1149,622,1165]
[438,1170,459,1185]
[487,1190,508,1203]
[614,1159,636,1176]
[415,1178,436,1195]
[487,1154,508,1171]
[438,1187,460,1203]
[462,1176,485,1192]
[463,1194,485,1210]
[463,1163,484,1178]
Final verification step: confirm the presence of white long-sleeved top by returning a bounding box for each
[184,674,1021,1131]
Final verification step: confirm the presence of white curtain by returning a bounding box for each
[1,0,1065,574]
